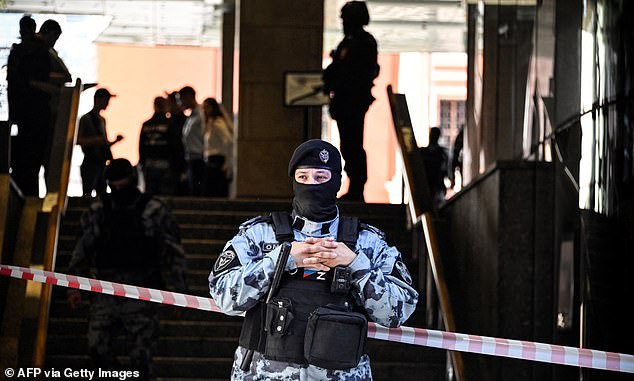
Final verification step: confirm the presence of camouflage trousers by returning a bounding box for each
[230,346,373,381]
[88,294,159,380]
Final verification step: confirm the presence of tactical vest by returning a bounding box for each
[94,193,161,286]
[238,211,366,366]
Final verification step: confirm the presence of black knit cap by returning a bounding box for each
[105,158,134,182]
[288,139,342,177]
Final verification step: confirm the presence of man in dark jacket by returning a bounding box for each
[7,18,58,196]
[323,1,380,202]
[418,127,449,207]
[139,96,176,195]
[67,158,188,380]
[76,88,123,196]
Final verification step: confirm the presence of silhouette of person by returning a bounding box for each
[41,19,72,184]
[139,96,175,195]
[7,17,61,196]
[67,158,188,380]
[179,86,205,196]
[202,97,233,197]
[418,127,449,208]
[7,15,37,128]
[77,88,123,197]
[323,1,380,202]
[450,125,464,190]
[45,19,72,131]
[166,91,188,196]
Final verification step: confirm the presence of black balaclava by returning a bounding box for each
[288,139,342,222]
[105,158,140,206]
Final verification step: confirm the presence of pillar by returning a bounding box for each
[234,0,324,198]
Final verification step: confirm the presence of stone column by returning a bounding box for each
[235,0,324,198]
[221,0,236,116]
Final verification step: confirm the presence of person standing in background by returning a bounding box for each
[7,17,58,196]
[166,91,188,196]
[7,15,37,129]
[139,96,175,195]
[323,1,380,202]
[179,86,205,196]
[418,127,449,208]
[42,19,72,183]
[450,125,464,191]
[202,97,233,197]
[76,88,123,197]
[67,158,188,380]
[45,19,72,127]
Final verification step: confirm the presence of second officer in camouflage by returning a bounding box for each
[67,158,188,380]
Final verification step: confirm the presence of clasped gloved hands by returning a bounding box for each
[290,237,356,272]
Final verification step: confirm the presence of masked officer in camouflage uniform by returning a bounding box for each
[208,139,418,380]
[67,158,188,380]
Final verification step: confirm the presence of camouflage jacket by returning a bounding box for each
[208,212,419,380]
[68,194,187,293]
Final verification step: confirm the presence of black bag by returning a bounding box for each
[264,296,305,363]
[304,306,367,370]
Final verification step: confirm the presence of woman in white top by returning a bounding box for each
[202,97,233,197]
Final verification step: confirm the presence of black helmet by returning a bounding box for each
[341,1,370,26]
[105,158,135,183]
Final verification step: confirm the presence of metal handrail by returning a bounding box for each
[33,79,82,368]
[387,85,465,381]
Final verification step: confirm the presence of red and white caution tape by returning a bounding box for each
[0,264,221,313]
[368,324,633,374]
[1,264,633,374]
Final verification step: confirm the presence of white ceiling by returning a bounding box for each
[2,0,467,53]
[327,0,466,53]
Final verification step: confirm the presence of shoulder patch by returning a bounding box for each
[239,215,272,230]
[360,223,386,240]
[212,245,241,275]
[391,260,413,285]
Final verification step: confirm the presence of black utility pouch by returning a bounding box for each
[265,296,294,336]
[304,306,368,370]
[265,296,306,363]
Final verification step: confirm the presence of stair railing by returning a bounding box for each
[0,79,82,372]
[32,78,82,368]
[387,85,465,381]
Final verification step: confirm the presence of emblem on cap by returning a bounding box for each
[319,149,329,164]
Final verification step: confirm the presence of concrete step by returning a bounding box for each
[60,220,411,248]
[46,352,444,381]
[63,197,408,232]
[48,299,240,321]
[59,221,240,241]
[65,196,409,216]
[47,324,441,364]
[56,236,227,255]
[54,251,219,276]
[48,317,243,338]
[47,335,238,358]
[45,355,234,379]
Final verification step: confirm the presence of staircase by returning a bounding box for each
[45,197,446,380]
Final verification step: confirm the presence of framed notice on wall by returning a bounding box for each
[284,71,330,107]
